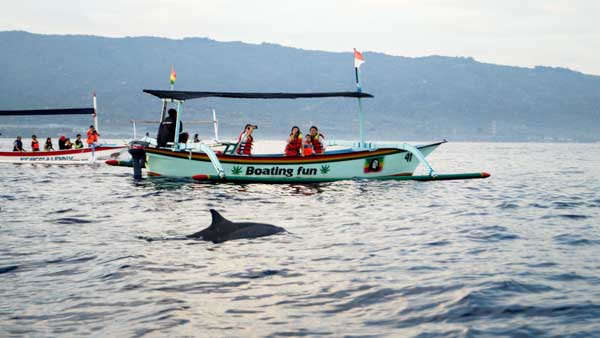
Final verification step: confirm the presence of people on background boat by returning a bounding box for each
[87,129,99,147]
[64,138,72,150]
[236,124,256,155]
[44,137,54,151]
[303,134,314,156]
[13,136,24,152]
[193,133,200,143]
[284,126,303,156]
[73,134,83,149]
[309,126,326,154]
[31,135,40,152]
[157,108,188,147]
[58,135,67,150]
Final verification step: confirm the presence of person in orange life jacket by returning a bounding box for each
[303,134,314,156]
[44,137,54,151]
[31,135,40,152]
[73,134,83,149]
[13,136,24,152]
[309,126,325,154]
[284,126,303,156]
[236,124,256,155]
[87,129,99,147]
[58,135,67,150]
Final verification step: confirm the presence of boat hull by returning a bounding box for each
[0,146,127,164]
[144,142,443,182]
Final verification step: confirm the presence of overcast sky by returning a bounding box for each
[1,0,598,74]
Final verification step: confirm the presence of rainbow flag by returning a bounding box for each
[170,65,176,85]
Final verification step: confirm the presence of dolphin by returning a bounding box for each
[187,209,285,243]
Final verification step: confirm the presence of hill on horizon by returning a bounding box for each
[1,31,600,142]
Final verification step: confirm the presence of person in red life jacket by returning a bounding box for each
[236,124,256,155]
[31,135,40,152]
[303,134,314,156]
[58,135,67,150]
[284,126,303,156]
[309,126,326,154]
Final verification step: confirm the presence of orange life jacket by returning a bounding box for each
[285,134,303,156]
[311,133,325,154]
[236,132,253,155]
[87,133,98,145]
[31,140,40,151]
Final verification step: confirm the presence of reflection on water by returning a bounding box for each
[1,142,600,337]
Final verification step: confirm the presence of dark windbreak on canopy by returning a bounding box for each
[143,90,374,101]
[0,108,95,116]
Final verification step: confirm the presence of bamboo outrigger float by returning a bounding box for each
[126,88,489,183]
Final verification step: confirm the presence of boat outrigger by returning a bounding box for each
[0,96,127,164]
[122,88,489,183]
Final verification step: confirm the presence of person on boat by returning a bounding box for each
[309,126,326,154]
[73,134,84,149]
[157,108,188,147]
[58,135,67,150]
[87,129,99,148]
[236,124,256,155]
[303,134,314,156]
[31,135,40,152]
[13,136,24,152]
[284,126,303,156]
[44,137,54,151]
[64,138,72,150]
[193,133,200,143]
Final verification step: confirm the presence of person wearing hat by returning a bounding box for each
[236,124,257,155]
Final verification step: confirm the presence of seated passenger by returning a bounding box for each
[58,135,66,150]
[236,124,256,155]
[31,135,40,152]
[309,126,326,154]
[13,136,24,152]
[303,135,314,156]
[193,133,200,143]
[44,137,54,151]
[64,138,72,149]
[73,134,84,149]
[284,126,303,156]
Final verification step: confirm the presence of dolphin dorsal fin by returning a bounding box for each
[209,209,230,226]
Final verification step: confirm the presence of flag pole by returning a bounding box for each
[354,49,365,148]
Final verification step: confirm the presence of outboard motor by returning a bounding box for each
[128,141,148,180]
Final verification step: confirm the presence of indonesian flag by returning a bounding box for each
[354,48,365,68]
[170,65,176,85]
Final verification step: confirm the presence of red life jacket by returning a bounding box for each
[311,133,325,154]
[285,134,303,156]
[236,132,253,155]
[31,140,40,151]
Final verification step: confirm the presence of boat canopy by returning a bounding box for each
[0,108,95,116]
[143,90,373,101]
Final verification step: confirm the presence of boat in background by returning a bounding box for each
[0,95,127,164]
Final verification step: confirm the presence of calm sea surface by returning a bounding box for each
[1,140,599,337]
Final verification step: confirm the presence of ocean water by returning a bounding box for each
[1,141,599,337]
